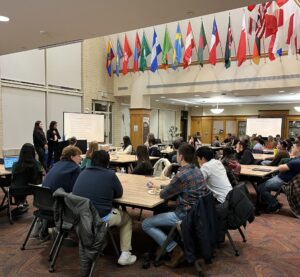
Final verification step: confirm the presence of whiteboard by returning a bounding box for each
[246,118,282,137]
[63,113,104,142]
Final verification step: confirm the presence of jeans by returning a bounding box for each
[258,175,285,208]
[142,212,179,253]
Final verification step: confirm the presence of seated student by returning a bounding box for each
[196,147,232,203]
[118,136,133,154]
[212,136,221,147]
[188,135,202,150]
[132,145,153,176]
[223,133,232,144]
[73,150,136,265]
[261,140,290,166]
[169,139,182,163]
[252,137,264,153]
[80,141,99,170]
[142,144,207,268]
[43,145,81,193]
[11,143,42,208]
[69,136,77,146]
[148,137,161,157]
[265,136,276,149]
[221,147,240,187]
[258,141,300,213]
[235,141,255,165]
[144,133,155,148]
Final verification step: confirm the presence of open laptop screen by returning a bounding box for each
[4,156,19,170]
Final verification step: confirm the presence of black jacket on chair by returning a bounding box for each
[181,191,218,264]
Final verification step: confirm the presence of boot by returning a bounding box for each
[164,246,185,268]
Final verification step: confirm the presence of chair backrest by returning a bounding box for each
[31,185,54,212]
[153,158,171,177]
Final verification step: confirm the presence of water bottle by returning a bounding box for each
[121,167,126,175]
[171,172,176,179]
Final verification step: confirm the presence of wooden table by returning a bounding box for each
[253,154,274,161]
[0,165,12,212]
[80,154,159,164]
[263,149,274,154]
[0,164,12,176]
[114,173,170,209]
[240,165,279,177]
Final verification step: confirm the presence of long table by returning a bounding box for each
[253,154,274,161]
[240,165,279,177]
[114,173,170,209]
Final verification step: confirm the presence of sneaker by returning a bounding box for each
[118,252,137,265]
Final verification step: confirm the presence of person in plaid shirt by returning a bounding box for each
[142,143,207,267]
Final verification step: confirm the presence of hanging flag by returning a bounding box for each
[150,30,162,72]
[172,23,184,70]
[272,9,284,57]
[183,22,195,69]
[209,18,220,66]
[256,2,272,39]
[106,40,115,77]
[286,13,295,45]
[198,21,207,67]
[276,0,288,8]
[248,16,256,35]
[122,34,132,75]
[225,16,233,69]
[286,13,297,56]
[237,14,247,67]
[139,33,151,72]
[248,5,256,12]
[265,2,278,38]
[115,38,123,77]
[161,27,172,69]
[133,32,141,72]
[268,34,276,61]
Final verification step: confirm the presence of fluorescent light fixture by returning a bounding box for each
[195,106,199,107]
[210,104,224,114]
[279,90,285,93]
[194,94,199,97]
[160,96,166,99]
[0,15,10,22]
[155,99,160,102]
[294,107,300,112]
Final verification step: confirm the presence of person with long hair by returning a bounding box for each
[11,143,42,207]
[46,121,61,168]
[235,141,255,165]
[132,145,153,175]
[33,120,48,171]
[81,141,99,170]
[118,136,133,154]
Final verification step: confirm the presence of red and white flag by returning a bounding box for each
[209,19,220,65]
[265,1,278,38]
[248,16,256,35]
[256,1,272,39]
[183,22,195,69]
[123,34,132,75]
[237,14,247,67]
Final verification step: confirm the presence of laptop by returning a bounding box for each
[3,156,19,170]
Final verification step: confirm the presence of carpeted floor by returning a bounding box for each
[0,189,300,277]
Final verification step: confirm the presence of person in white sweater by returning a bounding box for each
[118,136,133,154]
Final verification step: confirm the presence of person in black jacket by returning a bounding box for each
[148,137,161,157]
[33,120,48,171]
[235,140,255,165]
[132,145,153,176]
[47,121,61,168]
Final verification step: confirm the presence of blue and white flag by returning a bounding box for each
[150,30,162,72]
[116,38,124,76]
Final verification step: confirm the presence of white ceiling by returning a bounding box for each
[0,0,267,55]
[152,87,300,106]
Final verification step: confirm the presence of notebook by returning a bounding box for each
[3,156,19,170]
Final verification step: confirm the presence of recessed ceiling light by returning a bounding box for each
[0,15,10,22]
[290,92,295,95]
[155,99,160,102]
[195,106,199,107]
[279,90,285,93]
[160,96,166,99]
[194,94,199,97]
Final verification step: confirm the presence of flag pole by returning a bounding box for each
[190,20,199,64]
[244,10,252,65]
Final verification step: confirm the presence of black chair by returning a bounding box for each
[20,185,54,250]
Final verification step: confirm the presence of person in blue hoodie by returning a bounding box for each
[43,145,82,193]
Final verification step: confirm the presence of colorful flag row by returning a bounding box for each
[106,0,300,76]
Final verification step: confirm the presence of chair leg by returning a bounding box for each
[7,189,13,224]
[238,227,247,243]
[138,209,143,221]
[89,253,100,277]
[155,225,177,264]
[49,232,66,273]
[48,231,63,262]
[108,228,120,258]
[20,216,38,250]
[226,231,239,256]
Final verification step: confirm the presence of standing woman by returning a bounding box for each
[47,121,61,168]
[33,121,48,171]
